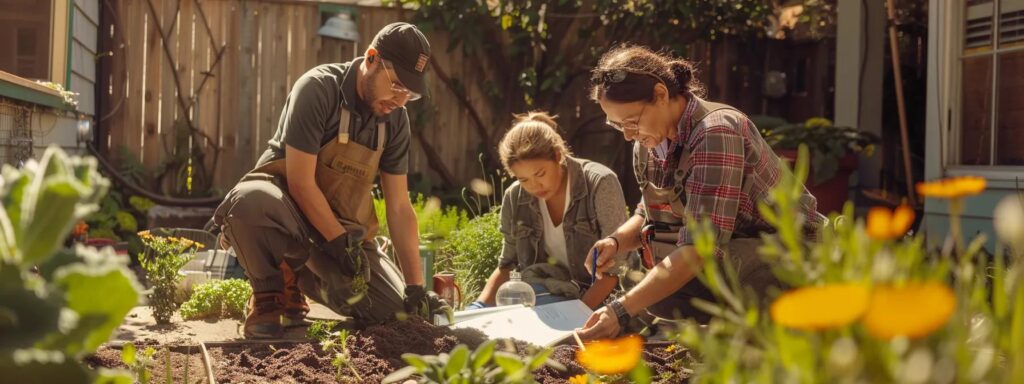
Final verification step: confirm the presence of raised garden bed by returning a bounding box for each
[89,320,691,383]
[86,342,211,384]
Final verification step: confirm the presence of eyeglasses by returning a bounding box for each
[606,103,647,135]
[591,68,666,86]
[382,61,422,101]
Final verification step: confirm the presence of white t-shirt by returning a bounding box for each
[538,173,571,269]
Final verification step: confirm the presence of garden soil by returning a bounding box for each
[91,318,691,383]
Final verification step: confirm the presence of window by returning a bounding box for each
[957,0,1024,166]
[0,0,53,81]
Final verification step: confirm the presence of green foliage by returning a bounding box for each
[760,117,880,185]
[306,319,340,343]
[128,196,155,213]
[83,188,153,259]
[391,0,833,170]
[382,340,563,384]
[115,211,137,232]
[438,210,503,305]
[137,233,203,324]
[0,146,139,382]
[321,329,360,382]
[179,279,252,320]
[375,193,469,248]
[672,145,1024,383]
[121,343,156,384]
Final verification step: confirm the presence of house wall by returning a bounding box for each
[923,0,1023,251]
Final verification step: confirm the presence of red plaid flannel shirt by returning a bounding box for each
[639,97,824,256]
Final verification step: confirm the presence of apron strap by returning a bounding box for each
[337,108,352,144]
[375,121,386,152]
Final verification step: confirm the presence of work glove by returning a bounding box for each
[404,285,452,323]
[321,227,371,286]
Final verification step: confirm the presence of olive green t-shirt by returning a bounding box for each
[256,58,411,174]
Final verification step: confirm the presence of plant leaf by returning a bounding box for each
[445,345,470,378]
[382,366,419,384]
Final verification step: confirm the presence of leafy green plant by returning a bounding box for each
[306,319,339,342]
[121,343,156,384]
[382,340,563,384]
[668,146,1024,383]
[137,231,204,324]
[760,117,880,185]
[0,146,139,382]
[375,193,469,248]
[438,210,503,305]
[178,279,252,320]
[321,329,360,382]
[83,188,154,257]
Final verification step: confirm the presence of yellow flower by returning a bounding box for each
[770,283,870,331]
[805,117,833,128]
[862,282,956,340]
[916,176,986,199]
[867,205,915,240]
[576,334,643,375]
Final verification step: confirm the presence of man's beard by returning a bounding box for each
[360,67,384,116]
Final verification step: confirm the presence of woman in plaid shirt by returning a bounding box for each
[577,45,825,340]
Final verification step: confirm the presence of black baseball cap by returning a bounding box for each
[370,22,431,96]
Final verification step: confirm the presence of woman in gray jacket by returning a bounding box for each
[468,112,631,310]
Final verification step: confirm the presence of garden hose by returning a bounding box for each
[87,143,224,207]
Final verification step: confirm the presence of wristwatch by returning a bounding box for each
[608,300,631,328]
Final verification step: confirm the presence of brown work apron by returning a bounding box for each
[239,108,405,321]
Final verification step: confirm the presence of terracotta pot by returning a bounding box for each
[776,149,858,215]
[432,273,462,307]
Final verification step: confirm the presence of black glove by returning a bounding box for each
[321,229,370,284]
[404,285,451,322]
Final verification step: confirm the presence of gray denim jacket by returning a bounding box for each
[498,156,630,289]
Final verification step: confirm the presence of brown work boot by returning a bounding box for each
[243,292,284,339]
[281,262,309,327]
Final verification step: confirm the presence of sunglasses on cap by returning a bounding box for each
[591,68,666,86]
[382,60,422,101]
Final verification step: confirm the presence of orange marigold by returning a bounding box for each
[771,283,870,331]
[576,334,643,375]
[916,176,986,199]
[866,205,915,240]
[862,282,956,340]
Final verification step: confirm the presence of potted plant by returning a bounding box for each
[756,117,879,215]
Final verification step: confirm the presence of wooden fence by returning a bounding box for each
[98,0,495,194]
[97,0,832,200]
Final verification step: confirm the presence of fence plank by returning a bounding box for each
[125,0,144,166]
[103,0,126,154]
[142,0,163,170]
[236,0,258,175]
[158,0,177,170]
[218,0,241,185]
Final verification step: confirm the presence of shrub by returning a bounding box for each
[375,193,468,248]
[0,146,139,382]
[137,231,203,324]
[179,279,252,320]
[438,210,503,305]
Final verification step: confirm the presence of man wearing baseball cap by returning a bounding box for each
[212,22,449,338]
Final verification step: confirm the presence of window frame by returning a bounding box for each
[947,0,1024,179]
[0,0,72,110]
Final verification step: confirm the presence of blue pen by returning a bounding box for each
[590,248,599,285]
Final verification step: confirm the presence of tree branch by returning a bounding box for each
[428,55,499,167]
[414,129,457,188]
